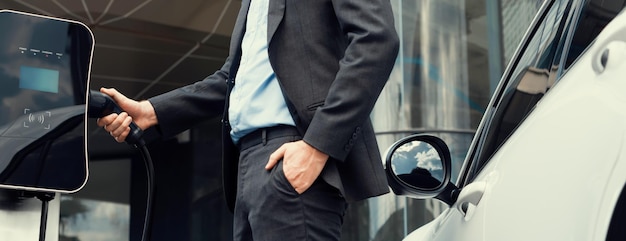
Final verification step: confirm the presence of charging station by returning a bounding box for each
[0,10,155,241]
[0,10,93,240]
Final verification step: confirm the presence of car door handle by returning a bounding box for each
[454,181,486,216]
[591,11,626,74]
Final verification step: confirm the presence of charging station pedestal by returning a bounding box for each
[0,10,94,240]
[0,192,60,241]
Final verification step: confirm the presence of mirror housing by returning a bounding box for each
[385,134,459,206]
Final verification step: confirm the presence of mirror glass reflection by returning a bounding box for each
[391,141,444,189]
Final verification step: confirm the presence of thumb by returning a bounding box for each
[100,87,136,113]
[266,145,286,170]
[100,87,130,105]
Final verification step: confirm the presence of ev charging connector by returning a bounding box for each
[87,90,154,241]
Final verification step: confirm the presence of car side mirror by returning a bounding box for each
[385,134,459,206]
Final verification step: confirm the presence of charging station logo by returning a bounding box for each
[23,108,51,129]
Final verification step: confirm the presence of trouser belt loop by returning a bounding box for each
[262,129,267,146]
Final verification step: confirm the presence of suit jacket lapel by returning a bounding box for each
[267,0,285,44]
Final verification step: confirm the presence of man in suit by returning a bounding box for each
[98,0,399,240]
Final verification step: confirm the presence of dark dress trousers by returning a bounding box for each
[148,0,399,211]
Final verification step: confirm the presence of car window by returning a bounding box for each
[459,0,572,183]
[563,0,622,69]
[461,0,624,183]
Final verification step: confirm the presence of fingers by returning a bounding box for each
[114,126,131,143]
[266,145,286,170]
[98,112,132,142]
[271,141,329,194]
[97,87,135,143]
[96,112,115,127]
[110,114,133,137]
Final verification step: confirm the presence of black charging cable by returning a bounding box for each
[88,90,154,241]
[136,143,154,241]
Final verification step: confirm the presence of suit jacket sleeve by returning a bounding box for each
[302,0,399,161]
[147,56,231,138]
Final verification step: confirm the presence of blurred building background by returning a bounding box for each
[0,0,544,240]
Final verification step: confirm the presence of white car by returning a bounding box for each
[385,0,626,240]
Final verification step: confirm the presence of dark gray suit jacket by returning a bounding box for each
[149,0,399,211]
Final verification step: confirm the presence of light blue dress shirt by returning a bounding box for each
[228,0,295,143]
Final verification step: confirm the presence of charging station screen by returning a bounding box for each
[19,66,60,93]
[0,11,93,192]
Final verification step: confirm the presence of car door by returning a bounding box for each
[470,2,626,240]
[398,0,606,240]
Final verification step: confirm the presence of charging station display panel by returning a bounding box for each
[0,10,93,193]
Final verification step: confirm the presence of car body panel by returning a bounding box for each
[480,39,626,239]
[399,1,626,240]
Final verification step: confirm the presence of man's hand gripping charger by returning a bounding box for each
[87,90,145,146]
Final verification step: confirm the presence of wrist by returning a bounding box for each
[301,140,329,163]
[139,100,158,128]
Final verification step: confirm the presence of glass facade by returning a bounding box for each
[501,0,546,62]
[55,1,544,240]
[352,0,480,239]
